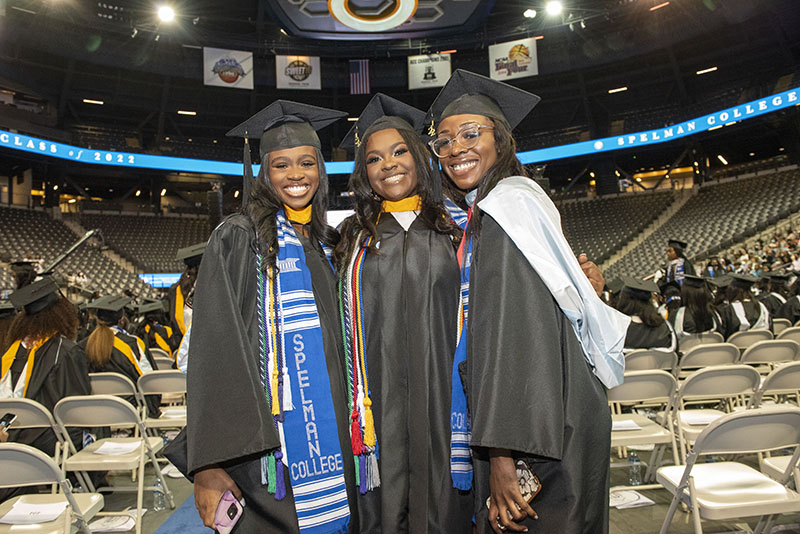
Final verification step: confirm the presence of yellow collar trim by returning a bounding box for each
[382,195,421,213]
[2,336,52,396]
[284,205,312,224]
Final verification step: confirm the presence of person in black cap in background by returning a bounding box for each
[334,94,470,533]
[777,278,800,324]
[166,242,205,341]
[717,274,771,338]
[657,280,682,320]
[426,70,629,534]
[758,271,791,320]
[664,238,695,286]
[136,300,181,358]
[0,301,15,348]
[83,296,159,416]
[669,275,723,340]
[186,101,358,533]
[617,277,677,352]
[10,260,39,289]
[0,278,91,488]
[708,274,732,307]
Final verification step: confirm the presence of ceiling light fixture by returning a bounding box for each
[650,1,670,11]
[696,66,718,75]
[608,86,628,94]
[177,110,196,116]
[545,1,563,16]
[82,98,104,105]
[717,155,728,165]
[523,9,537,18]
[158,5,175,22]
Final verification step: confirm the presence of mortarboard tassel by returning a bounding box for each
[350,409,363,454]
[274,450,286,500]
[266,452,277,494]
[242,135,254,209]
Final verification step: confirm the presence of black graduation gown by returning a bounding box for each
[466,215,611,534]
[144,323,181,354]
[667,307,722,337]
[777,295,800,324]
[624,319,676,351]
[186,214,358,533]
[355,214,472,534]
[758,293,786,321]
[717,300,770,339]
[165,283,188,337]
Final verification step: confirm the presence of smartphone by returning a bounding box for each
[214,490,243,534]
[0,413,17,431]
[486,459,542,510]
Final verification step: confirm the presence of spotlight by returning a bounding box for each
[157,5,174,22]
[53,185,58,191]
[234,190,240,198]
[717,155,728,165]
[523,9,537,18]
[135,190,141,197]
[580,19,586,29]
[160,188,167,197]
[545,1,562,16]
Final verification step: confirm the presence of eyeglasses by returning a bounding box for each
[428,123,494,158]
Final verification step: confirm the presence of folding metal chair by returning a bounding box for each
[53,395,175,534]
[678,332,724,355]
[670,365,761,463]
[674,343,739,379]
[773,318,792,336]
[727,329,774,351]
[0,443,103,534]
[609,370,679,491]
[657,407,800,534]
[777,326,800,345]
[624,350,677,372]
[88,372,144,414]
[137,371,186,433]
[152,356,175,371]
[0,398,68,464]
[739,339,800,374]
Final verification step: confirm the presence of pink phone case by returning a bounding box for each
[214,490,243,534]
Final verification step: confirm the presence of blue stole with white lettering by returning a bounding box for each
[257,210,349,534]
[444,199,474,491]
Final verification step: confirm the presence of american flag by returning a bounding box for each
[350,59,370,95]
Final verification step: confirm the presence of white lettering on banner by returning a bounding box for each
[329,0,417,32]
[292,333,322,468]
[290,454,343,480]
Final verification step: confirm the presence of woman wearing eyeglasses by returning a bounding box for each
[427,70,629,534]
[334,94,471,534]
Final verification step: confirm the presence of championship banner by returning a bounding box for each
[203,47,253,90]
[488,38,538,81]
[408,54,451,90]
[276,55,321,90]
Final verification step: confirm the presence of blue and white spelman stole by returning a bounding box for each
[444,198,474,491]
[256,209,349,534]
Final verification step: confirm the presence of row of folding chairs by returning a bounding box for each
[149,347,176,371]
[678,325,800,355]
[0,395,175,534]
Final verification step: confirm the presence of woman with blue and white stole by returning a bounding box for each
[426,70,630,534]
[333,94,472,533]
[187,101,358,533]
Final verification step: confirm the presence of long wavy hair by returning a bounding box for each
[438,118,528,240]
[334,127,462,271]
[681,283,716,331]
[245,147,339,273]
[615,292,665,328]
[6,296,78,345]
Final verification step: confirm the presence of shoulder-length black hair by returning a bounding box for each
[439,118,528,240]
[334,127,462,272]
[246,147,339,273]
[681,283,716,332]
[615,291,665,328]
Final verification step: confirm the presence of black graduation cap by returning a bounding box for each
[729,273,758,290]
[139,300,166,315]
[425,69,541,133]
[341,93,426,151]
[706,274,732,289]
[767,271,791,282]
[606,278,625,294]
[622,276,659,300]
[0,300,16,319]
[668,238,688,250]
[226,100,347,161]
[658,280,681,296]
[176,242,207,267]
[9,277,60,315]
[682,274,707,289]
[87,295,130,323]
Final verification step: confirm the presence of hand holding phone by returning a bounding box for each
[0,413,17,431]
[214,490,244,534]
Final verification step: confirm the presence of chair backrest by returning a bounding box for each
[773,318,792,336]
[153,356,175,371]
[777,326,800,345]
[608,370,677,404]
[150,348,171,360]
[677,343,739,373]
[678,364,761,402]
[727,329,774,349]
[740,339,800,365]
[137,370,186,396]
[624,350,677,372]
[89,372,138,396]
[678,332,725,354]
[755,361,800,405]
[54,395,141,428]
[693,406,800,456]
[0,442,67,488]
[0,398,58,430]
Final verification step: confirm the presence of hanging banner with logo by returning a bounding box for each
[203,47,254,90]
[488,38,538,81]
[275,55,321,90]
[407,54,451,90]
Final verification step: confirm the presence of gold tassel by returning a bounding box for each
[362,395,376,447]
[271,367,281,416]
[427,119,436,137]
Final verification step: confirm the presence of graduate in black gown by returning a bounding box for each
[777,279,800,324]
[717,274,771,338]
[0,300,15,349]
[136,301,181,357]
[668,275,723,340]
[187,101,358,533]
[334,94,470,534]
[1,278,90,477]
[664,238,695,286]
[617,277,678,352]
[758,271,791,320]
[165,243,205,340]
[426,70,629,534]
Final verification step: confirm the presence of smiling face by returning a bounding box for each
[364,128,419,202]
[267,145,320,210]
[436,113,498,192]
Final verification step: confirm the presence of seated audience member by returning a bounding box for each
[758,271,791,319]
[0,301,15,348]
[777,278,800,324]
[717,274,771,338]
[669,275,723,339]
[136,301,181,357]
[657,280,681,320]
[617,277,677,353]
